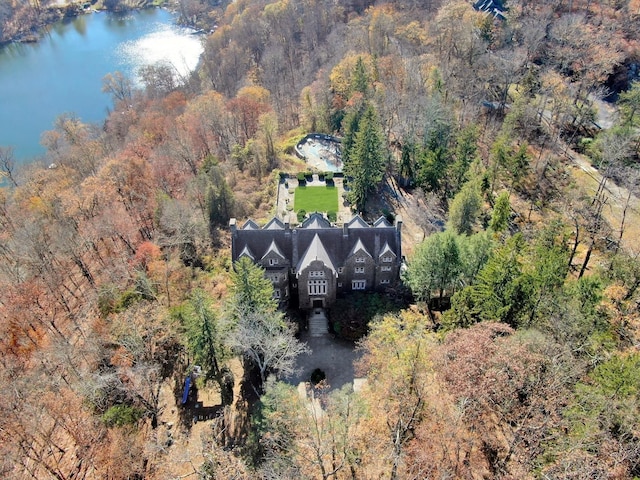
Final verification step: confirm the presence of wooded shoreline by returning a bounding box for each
[0,0,170,47]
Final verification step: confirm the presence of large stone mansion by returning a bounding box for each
[230,213,403,310]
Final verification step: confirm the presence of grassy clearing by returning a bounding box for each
[294,185,338,213]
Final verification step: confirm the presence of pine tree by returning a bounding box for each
[490,191,511,233]
[344,105,386,212]
[341,105,364,165]
[183,289,226,383]
[447,180,482,235]
[618,80,640,128]
[229,257,277,320]
[448,125,479,195]
[351,56,370,96]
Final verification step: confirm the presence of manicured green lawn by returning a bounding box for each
[294,186,338,213]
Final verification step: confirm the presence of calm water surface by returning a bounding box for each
[0,8,204,162]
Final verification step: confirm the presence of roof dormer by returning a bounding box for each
[262,240,286,262]
[374,216,391,228]
[238,245,255,261]
[242,219,259,230]
[302,212,332,229]
[347,215,369,229]
[263,217,285,230]
[379,241,397,260]
[348,237,372,259]
[296,233,337,278]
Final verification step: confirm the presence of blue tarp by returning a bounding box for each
[181,376,191,405]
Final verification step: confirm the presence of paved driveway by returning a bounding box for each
[285,331,362,392]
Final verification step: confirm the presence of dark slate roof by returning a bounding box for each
[302,212,332,229]
[243,219,259,230]
[347,215,369,228]
[264,217,285,230]
[296,233,338,276]
[473,0,507,20]
[262,239,286,260]
[374,216,391,228]
[232,215,401,269]
[379,241,396,258]
[348,237,372,258]
[238,244,255,260]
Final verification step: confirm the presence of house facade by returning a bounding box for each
[229,213,403,309]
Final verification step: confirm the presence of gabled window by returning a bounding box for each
[338,267,344,274]
[354,266,365,274]
[268,258,279,265]
[380,279,390,284]
[355,257,366,263]
[380,266,392,272]
[352,280,366,290]
[309,270,325,278]
[382,256,393,263]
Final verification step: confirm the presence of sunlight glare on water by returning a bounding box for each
[0,9,205,161]
[116,23,204,84]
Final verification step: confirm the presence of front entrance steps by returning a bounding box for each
[308,308,329,337]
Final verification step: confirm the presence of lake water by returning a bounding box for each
[0,8,204,162]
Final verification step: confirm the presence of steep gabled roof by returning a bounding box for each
[238,245,255,260]
[296,233,337,277]
[379,241,396,258]
[374,216,391,228]
[302,212,332,229]
[348,237,372,258]
[473,0,507,20]
[242,219,259,230]
[347,215,369,229]
[263,217,285,230]
[231,214,401,272]
[262,239,285,260]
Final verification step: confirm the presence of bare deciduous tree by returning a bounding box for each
[227,308,310,387]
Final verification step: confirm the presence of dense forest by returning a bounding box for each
[2,0,640,478]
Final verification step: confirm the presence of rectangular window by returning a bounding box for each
[352,280,366,290]
[354,266,365,274]
[337,282,342,288]
[338,267,344,274]
[273,289,281,298]
[309,270,325,278]
[355,257,366,263]
[382,256,393,263]
[380,266,392,272]
[380,279,390,284]
[308,279,327,295]
[269,258,279,265]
